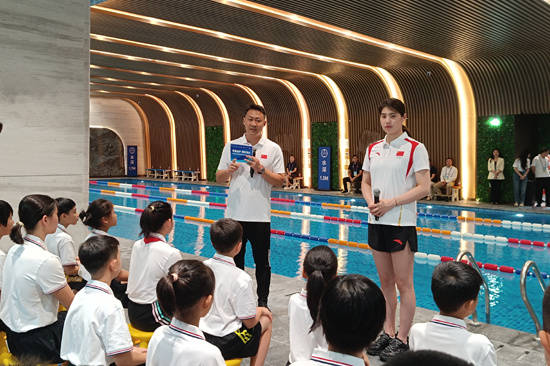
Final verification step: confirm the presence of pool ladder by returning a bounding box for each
[456,251,491,325]
[520,260,548,336]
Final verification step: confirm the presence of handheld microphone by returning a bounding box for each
[373,188,380,221]
[250,149,256,177]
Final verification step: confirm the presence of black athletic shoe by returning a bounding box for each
[379,337,409,361]
[366,332,392,356]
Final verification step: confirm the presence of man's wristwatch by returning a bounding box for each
[258,166,265,175]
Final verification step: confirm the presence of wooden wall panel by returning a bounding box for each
[389,65,460,173]
[129,96,171,170]
[329,72,388,161]
[156,93,201,171]
[190,89,223,127]
[287,75,337,123]
[210,87,254,140]
[460,50,550,116]
[247,81,302,170]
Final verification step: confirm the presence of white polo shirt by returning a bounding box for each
[288,289,328,363]
[217,135,285,222]
[127,233,182,304]
[0,235,67,332]
[291,347,365,366]
[45,224,78,266]
[148,318,225,366]
[61,280,133,366]
[410,314,496,366]
[513,158,530,174]
[0,250,6,290]
[532,155,550,178]
[363,132,430,226]
[199,253,257,336]
[85,228,111,240]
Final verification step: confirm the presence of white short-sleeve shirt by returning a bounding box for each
[127,233,182,304]
[61,280,134,366]
[0,235,67,332]
[45,224,78,266]
[0,250,6,290]
[513,158,530,173]
[288,289,328,363]
[532,155,550,178]
[199,253,257,336]
[217,135,285,222]
[409,314,496,366]
[147,318,225,366]
[291,347,365,366]
[363,132,430,226]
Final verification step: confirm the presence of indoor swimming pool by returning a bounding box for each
[89,178,550,334]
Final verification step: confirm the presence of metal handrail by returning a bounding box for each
[520,260,547,334]
[456,251,491,325]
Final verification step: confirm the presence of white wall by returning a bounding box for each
[0,1,90,250]
[90,97,147,176]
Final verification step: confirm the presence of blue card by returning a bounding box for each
[230,144,253,163]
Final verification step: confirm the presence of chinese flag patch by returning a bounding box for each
[396,151,405,156]
[261,154,268,159]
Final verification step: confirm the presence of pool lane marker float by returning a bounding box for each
[93,187,550,251]
[91,181,550,231]
[112,203,549,279]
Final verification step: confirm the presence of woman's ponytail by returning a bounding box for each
[9,221,24,244]
[306,269,326,323]
[10,194,56,245]
[156,274,177,318]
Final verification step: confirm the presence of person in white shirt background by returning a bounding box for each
[45,197,84,291]
[487,148,505,204]
[362,98,430,361]
[430,157,458,198]
[409,261,496,366]
[147,259,225,366]
[1,195,74,363]
[127,200,182,331]
[512,150,531,207]
[290,274,386,366]
[0,200,14,328]
[287,245,336,364]
[531,148,550,207]
[216,104,285,308]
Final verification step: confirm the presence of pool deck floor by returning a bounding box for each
[116,235,546,366]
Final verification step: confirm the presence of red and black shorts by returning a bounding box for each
[368,224,418,253]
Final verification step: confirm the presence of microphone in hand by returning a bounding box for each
[373,188,380,221]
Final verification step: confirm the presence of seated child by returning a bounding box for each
[539,286,550,365]
[147,260,225,366]
[45,198,85,290]
[409,261,496,366]
[291,274,386,365]
[288,245,337,363]
[61,235,147,366]
[200,218,272,366]
[1,195,74,363]
[385,350,473,366]
[127,201,182,331]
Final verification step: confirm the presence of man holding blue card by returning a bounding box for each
[216,104,285,308]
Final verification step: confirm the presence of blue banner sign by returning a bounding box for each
[230,143,253,163]
[318,146,331,190]
[127,145,138,177]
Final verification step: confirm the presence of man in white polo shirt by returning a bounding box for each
[216,104,285,307]
[431,157,458,198]
[531,148,550,207]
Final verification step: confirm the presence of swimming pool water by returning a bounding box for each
[90,178,550,334]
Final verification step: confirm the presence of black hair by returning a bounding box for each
[384,350,473,366]
[378,98,412,138]
[431,261,482,314]
[519,150,529,171]
[244,104,267,119]
[78,235,119,276]
[446,157,454,162]
[490,148,502,160]
[0,200,13,227]
[209,218,243,254]
[543,286,550,332]
[156,259,215,318]
[55,197,76,219]
[140,201,173,237]
[541,147,550,153]
[319,274,385,353]
[79,199,114,229]
[303,246,338,327]
[10,195,57,244]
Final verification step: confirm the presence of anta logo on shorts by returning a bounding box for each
[235,329,253,344]
[393,239,404,245]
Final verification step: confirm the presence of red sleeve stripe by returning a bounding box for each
[404,138,419,177]
[106,346,134,356]
[367,140,384,160]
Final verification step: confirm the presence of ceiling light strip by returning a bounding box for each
[173,91,208,180]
